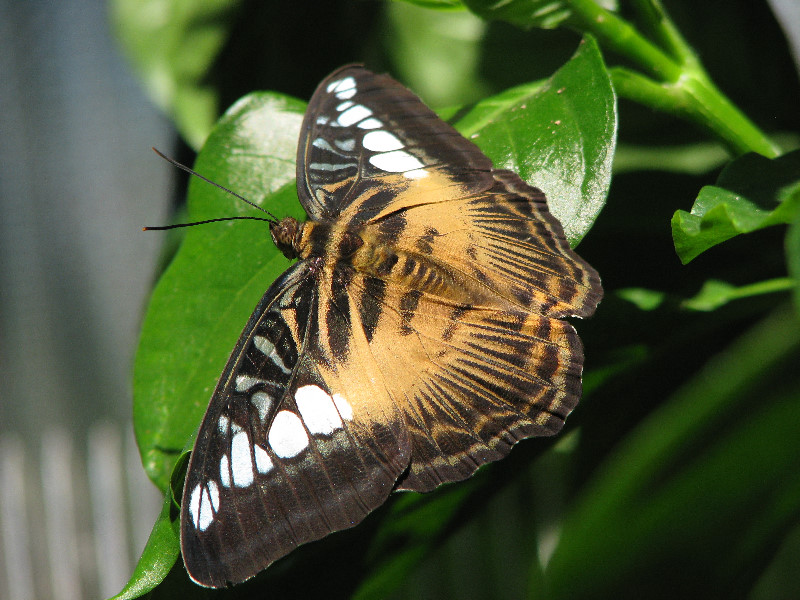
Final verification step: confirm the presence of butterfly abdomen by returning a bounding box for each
[279,216,481,305]
[346,229,499,307]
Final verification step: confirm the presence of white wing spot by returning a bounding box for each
[230,431,254,487]
[335,138,356,152]
[337,104,372,127]
[336,100,354,112]
[198,485,215,530]
[219,454,231,487]
[327,76,356,95]
[250,391,273,423]
[369,150,425,173]
[316,115,329,125]
[336,87,356,100]
[189,483,202,528]
[254,444,273,474]
[309,162,356,172]
[312,137,334,150]
[253,335,292,373]
[332,393,354,421]
[295,385,342,435]
[363,130,404,152]
[268,410,309,458]
[189,482,217,531]
[235,374,264,392]
[357,117,383,129]
[206,480,220,511]
[217,414,230,434]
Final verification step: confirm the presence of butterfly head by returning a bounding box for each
[270,217,303,260]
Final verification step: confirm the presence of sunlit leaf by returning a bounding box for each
[454,36,616,243]
[672,150,800,263]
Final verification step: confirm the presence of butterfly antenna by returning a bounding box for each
[143,215,280,231]
[149,147,280,223]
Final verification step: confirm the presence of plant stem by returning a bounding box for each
[564,0,780,157]
[611,68,779,157]
[628,0,701,71]
[566,0,681,81]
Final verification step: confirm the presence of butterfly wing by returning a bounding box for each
[180,263,411,587]
[296,65,495,222]
[335,265,585,493]
[361,168,602,319]
[299,64,600,318]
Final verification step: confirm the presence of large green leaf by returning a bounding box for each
[671,150,800,263]
[133,93,305,491]
[124,93,303,599]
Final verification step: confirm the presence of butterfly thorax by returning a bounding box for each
[271,217,364,262]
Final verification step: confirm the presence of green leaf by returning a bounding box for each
[385,1,490,108]
[682,278,795,312]
[616,287,667,311]
[672,150,800,263]
[612,141,730,175]
[110,0,243,148]
[109,494,179,600]
[133,92,305,490]
[545,306,800,598]
[454,35,616,244]
[462,0,617,29]
[788,199,800,319]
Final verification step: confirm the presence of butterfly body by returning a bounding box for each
[180,65,602,588]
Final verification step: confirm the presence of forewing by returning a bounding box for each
[297,65,495,223]
[180,263,411,588]
[362,169,603,319]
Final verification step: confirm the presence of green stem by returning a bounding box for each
[681,75,780,157]
[564,0,780,157]
[628,0,701,71]
[611,68,779,157]
[566,0,682,81]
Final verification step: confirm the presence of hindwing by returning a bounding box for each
[180,263,411,588]
[340,268,585,493]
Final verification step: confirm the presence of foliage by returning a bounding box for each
[111,0,800,598]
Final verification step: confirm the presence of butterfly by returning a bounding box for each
[179,65,602,588]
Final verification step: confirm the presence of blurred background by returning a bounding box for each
[0,1,169,598]
[1,1,799,599]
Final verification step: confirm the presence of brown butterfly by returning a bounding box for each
[179,65,602,588]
